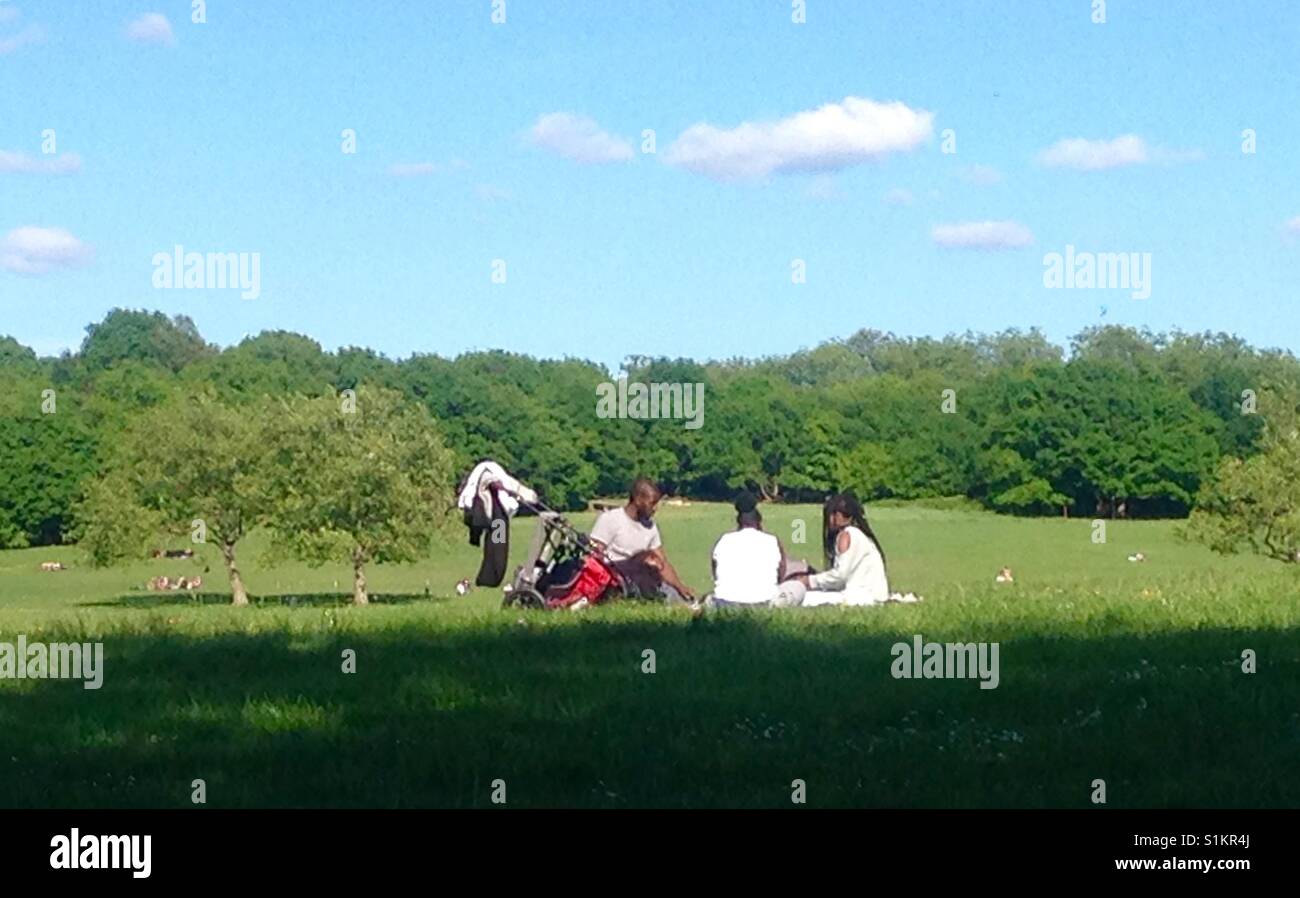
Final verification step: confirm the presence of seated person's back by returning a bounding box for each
[712,526,782,604]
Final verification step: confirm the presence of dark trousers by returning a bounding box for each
[469,496,510,587]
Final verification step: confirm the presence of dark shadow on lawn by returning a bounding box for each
[1,612,1296,809]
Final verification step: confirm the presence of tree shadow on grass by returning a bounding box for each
[80,591,446,609]
[0,611,1296,809]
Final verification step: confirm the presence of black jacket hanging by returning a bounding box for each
[465,495,492,546]
[473,489,510,587]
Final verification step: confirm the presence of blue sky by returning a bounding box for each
[2,0,1298,371]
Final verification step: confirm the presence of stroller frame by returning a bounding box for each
[502,503,631,610]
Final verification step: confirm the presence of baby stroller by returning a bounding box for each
[502,503,632,610]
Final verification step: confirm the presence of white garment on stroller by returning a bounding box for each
[456,460,538,517]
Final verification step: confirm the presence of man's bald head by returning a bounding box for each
[630,477,660,502]
[627,477,661,522]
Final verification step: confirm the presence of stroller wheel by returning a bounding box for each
[597,577,633,605]
[506,587,545,610]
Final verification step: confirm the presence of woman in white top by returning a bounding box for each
[792,493,890,606]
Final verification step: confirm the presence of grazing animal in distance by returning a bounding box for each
[39,561,66,572]
[994,567,1014,583]
[151,548,195,560]
[1127,552,1146,563]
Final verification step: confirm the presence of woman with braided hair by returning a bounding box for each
[791,492,892,606]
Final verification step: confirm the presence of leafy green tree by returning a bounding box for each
[1069,325,1162,371]
[0,374,99,546]
[974,448,1069,514]
[688,376,794,499]
[834,442,897,500]
[972,361,1218,516]
[74,475,166,566]
[1157,331,1285,457]
[182,331,335,398]
[264,387,456,604]
[10,309,1300,530]
[0,336,42,373]
[971,328,1064,370]
[1184,391,1300,563]
[75,392,272,604]
[334,346,399,393]
[78,308,213,373]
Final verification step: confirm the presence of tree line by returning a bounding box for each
[3,309,1300,579]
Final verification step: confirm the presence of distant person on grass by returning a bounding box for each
[790,493,893,606]
[708,491,808,608]
[589,478,696,604]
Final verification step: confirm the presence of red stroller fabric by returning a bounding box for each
[545,555,616,609]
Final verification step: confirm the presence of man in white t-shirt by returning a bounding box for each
[589,478,696,603]
[709,492,805,608]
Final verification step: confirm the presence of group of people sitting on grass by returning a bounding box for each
[588,478,917,609]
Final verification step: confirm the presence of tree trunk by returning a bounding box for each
[352,553,369,605]
[221,543,249,606]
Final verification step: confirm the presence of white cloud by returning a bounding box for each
[0,151,81,175]
[0,23,43,55]
[884,187,913,206]
[664,97,933,182]
[387,162,439,177]
[931,220,1034,250]
[1039,135,1205,170]
[530,113,634,164]
[1036,135,1168,171]
[475,184,512,202]
[126,13,175,45]
[963,164,1003,185]
[0,226,94,275]
[1285,216,1300,236]
[386,159,469,177]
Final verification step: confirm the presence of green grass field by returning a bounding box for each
[1,503,1297,808]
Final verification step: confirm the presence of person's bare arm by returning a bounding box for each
[798,531,850,588]
[651,547,695,599]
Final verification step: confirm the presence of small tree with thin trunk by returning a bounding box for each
[264,387,456,604]
[1184,390,1300,564]
[75,391,272,605]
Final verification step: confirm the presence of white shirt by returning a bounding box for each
[589,508,662,562]
[456,460,537,517]
[806,526,889,605]
[712,527,783,604]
